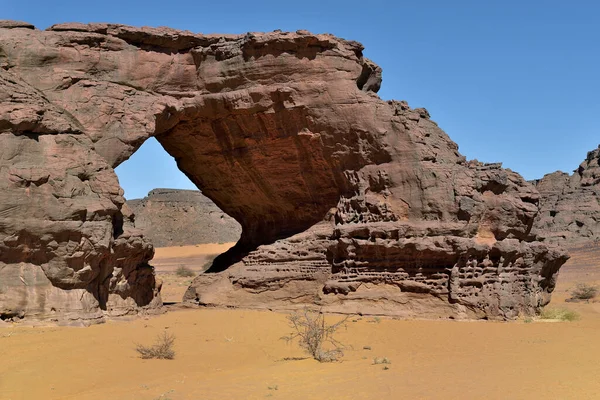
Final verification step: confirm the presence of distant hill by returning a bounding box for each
[127,189,241,248]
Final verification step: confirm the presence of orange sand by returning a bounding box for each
[154,243,236,259]
[153,243,236,303]
[1,245,600,400]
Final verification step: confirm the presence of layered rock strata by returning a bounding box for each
[532,146,600,246]
[0,21,567,321]
[127,189,241,247]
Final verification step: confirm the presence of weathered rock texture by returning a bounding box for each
[0,21,567,322]
[127,189,241,247]
[532,146,600,246]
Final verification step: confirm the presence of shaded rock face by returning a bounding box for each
[0,21,567,322]
[127,189,241,247]
[533,146,600,246]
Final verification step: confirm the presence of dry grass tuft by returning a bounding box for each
[135,331,176,359]
[281,308,348,362]
[539,308,579,322]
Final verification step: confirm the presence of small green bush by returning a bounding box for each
[539,308,579,322]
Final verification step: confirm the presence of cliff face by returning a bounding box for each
[533,146,600,246]
[0,21,567,322]
[127,189,241,247]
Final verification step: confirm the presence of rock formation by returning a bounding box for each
[0,20,567,322]
[532,146,600,246]
[127,189,241,247]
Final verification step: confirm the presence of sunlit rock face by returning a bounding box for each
[0,21,567,322]
[532,146,600,246]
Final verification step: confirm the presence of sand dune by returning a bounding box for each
[1,244,600,400]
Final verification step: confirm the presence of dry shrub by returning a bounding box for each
[570,283,598,300]
[175,265,195,277]
[281,308,348,362]
[136,331,175,359]
[539,308,579,322]
[373,357,391,365]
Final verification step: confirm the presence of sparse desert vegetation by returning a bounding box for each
[3,245,600,399]
[175,265,195,277]
[281,308,348,362]
[570,283,598,300]
[373,357,391,365]
[539,307,580,322]
[135,331,176,359]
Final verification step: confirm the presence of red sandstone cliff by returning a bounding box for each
[533,146,600,246]
[0,21,567,322]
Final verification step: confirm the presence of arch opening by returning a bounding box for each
[114,137,243,295]
[151,103,353,273]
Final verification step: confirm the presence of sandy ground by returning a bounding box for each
[152,243,235,303]
[1,244,600,400]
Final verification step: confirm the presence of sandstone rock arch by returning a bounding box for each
[0,21,567,323]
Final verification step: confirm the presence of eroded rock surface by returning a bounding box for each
[0,72,160,324]
[127,189,241,247]
[0,21,567,322]
[533,146,600,246]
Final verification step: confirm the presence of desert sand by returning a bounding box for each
[1,244,599,400]
[152,243,236,303]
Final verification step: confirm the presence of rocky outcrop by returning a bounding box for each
[532,146,600,246]
[0,72,160,324]
[127,189,241,247]
[0,21,567,322]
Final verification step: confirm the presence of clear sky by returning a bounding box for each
[5,0,600,199]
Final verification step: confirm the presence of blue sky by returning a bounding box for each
[5,0,600,199]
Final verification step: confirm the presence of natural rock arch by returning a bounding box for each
[0,21,567,323]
